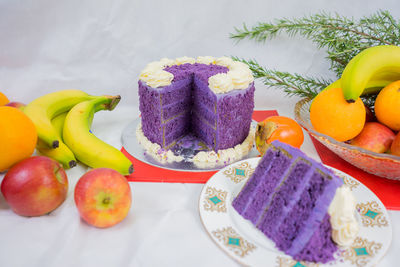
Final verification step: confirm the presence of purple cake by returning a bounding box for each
[138,57,255,151]
[232,140,343,263]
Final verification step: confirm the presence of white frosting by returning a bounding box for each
[138,56,254,92]
[214,56,235,67]
[192,125,256,168]
[139,69,174,88]
[196,56,215,65]
[208,73,234,93]
[228,69,254,89]
[328,186,359,247]
[136,122,255,168]
[175,56,196,65]
[159,57,175,67]
[135,123,184,163]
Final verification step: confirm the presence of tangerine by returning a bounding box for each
[0,92,9,106]
[0,106,38,172]
[374,80,400,131]
[310,87,366,142]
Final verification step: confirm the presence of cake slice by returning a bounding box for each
[232,140,355,263]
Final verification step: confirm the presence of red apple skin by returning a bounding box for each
[1,156,68,217]
[365,104,376,122]
[74,168,132,228]
[391,131,400,156]
[5,102,25,110]
[350,122,396,153]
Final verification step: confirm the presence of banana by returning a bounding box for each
[340,45,400,102]
[36,112,77,169]
[63,95,134,175]
[321,72,399,98]
[24,89,97,148]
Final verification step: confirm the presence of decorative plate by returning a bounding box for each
[199,157,392,267]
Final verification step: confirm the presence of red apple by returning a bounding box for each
[74,168,132,228]
[1,156,68,216]
[350,122,396,153]
[364,104,376,122]
[391,131,400,156]
[5,101,25,110]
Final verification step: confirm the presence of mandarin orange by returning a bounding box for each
[375,80,400,131]
[310,87,365,142]
[0,92,9,106]
[0,106,38,172]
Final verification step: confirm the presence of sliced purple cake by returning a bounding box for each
[138,56,255,152]
[232,140,358,263]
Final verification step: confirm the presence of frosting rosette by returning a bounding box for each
[328,186,359,247]
[138,56,254,91]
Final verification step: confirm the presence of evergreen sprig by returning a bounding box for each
[231,57,331,99]
[230,10,400,102]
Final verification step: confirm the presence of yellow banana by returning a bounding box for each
[340,45,400,102]
[63,95,133,175]
[24,89,97,148]
[36,112,77,169]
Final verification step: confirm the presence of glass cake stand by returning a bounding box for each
[121,117,259,172]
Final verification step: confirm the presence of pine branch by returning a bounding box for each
[232,57,332,99]
[231,10,400,76]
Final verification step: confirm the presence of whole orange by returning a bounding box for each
[374,80,400,131]
[310,86,366,142]
[0,106,38,172]
[0,92,9,106]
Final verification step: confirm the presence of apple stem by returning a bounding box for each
[103,197,111,205]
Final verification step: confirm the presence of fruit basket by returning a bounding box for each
[294,98,400,180]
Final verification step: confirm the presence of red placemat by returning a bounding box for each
[122,110,278,183]
[311,136,400,210]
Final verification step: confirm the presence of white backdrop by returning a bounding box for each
[0,0,399,110]
[0,1,399,267]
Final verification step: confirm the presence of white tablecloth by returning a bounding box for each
[0,1,399,266]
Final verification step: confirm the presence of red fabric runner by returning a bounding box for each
[122,109,400,210]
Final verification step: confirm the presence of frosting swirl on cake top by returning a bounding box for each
[139,56,254,93]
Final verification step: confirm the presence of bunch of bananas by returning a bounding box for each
[325,45,400,102]
[23,89,133,175]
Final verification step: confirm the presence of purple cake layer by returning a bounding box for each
[231,147,277,214]
[138,62,255,151]
[232,140,343,263]
[294,214,337,263]
[215,85,255,150]
[241,151,291,224]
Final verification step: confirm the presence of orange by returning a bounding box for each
[374,80,400,131]
[0,92,9,106]
[0,106,37,172]
[310,87,366,142]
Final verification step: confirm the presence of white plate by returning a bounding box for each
[199,157,392,267]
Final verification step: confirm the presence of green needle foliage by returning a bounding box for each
[230,10,400,103]
[231,57,331,99]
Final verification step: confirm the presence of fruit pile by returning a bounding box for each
[310,45,400,156]
[0,90,133,228]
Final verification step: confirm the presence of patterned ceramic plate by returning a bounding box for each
[199,157,392,267]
